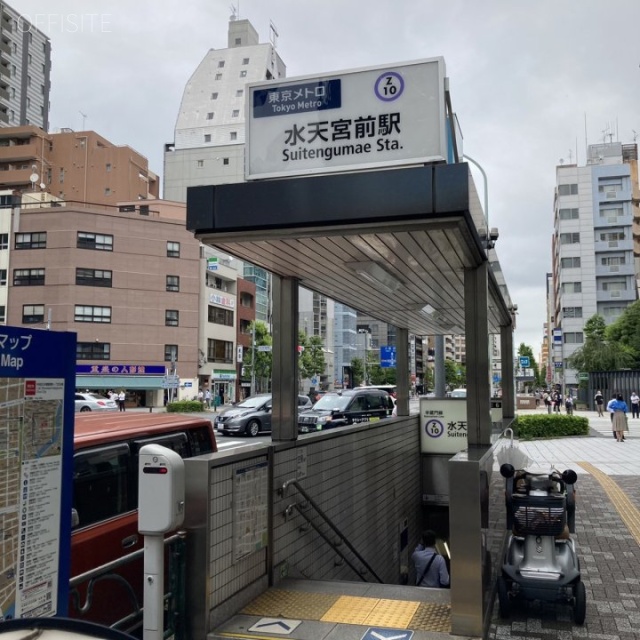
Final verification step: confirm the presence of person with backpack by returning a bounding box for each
[412,530,449,588]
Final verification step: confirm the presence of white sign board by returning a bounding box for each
[246,58,447,180]
[419,398,468,454]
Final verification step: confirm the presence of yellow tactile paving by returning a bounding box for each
[241,589,450,632]
[578,461,640,544]
[321,595,380,624]
[241,589,339,619]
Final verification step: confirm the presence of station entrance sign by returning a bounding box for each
[246,58,447,180]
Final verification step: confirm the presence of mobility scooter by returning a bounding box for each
[497,463,586,624]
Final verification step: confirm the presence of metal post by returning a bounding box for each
[143,535,164,640]
[250,322,256,396]
[462,154,488,227]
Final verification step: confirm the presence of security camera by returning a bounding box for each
[489,227,499,242]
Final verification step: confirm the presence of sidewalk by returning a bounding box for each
[487,407,640,639]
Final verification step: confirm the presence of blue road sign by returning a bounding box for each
[519,356,530,368]
[380,345,396,368]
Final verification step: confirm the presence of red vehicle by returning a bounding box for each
[69,413,216,629]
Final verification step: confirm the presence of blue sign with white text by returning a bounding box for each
[253,79,342,118]
[519,356,530,368]
[380,345,396,368]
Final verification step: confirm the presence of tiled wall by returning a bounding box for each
[185,415,421,634]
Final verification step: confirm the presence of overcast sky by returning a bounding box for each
[12,0,640,358]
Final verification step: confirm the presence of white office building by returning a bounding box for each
[551,142,639,391]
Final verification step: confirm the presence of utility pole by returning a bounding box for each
[250,322,256,397]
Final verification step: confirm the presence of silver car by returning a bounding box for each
[74,392,118,413]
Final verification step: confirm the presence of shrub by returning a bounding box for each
[513,414,589,440]
[166,400,205,413]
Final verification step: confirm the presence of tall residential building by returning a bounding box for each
[0,125,159,202]
[551,142,639,393]
[0,5,51,129]
[164,16,286,326]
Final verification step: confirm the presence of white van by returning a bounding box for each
[450,388,467,398]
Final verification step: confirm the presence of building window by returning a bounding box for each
[77,232,113,251]
[211,92,218,100]
[15,232,46,249]
[206,112,213,120]
[204,134,211,142]
[602,306,625,318]
[75,305,112,323]
[600,206,623,221]
[26,74,31,86]
[22,304,44,324]
[560,256,580,268]
[104,188,111,196]
[242,57,249,65]
[558,184,578,196]
[215,73,222,80]
[166,275,180,292]
[0,234,7,250]
[230,132,237,141]
[602,281,626,292]
[601,256,625,268]
[558,208,578,220]
[598,231,625,242]
[197,159,204,167]
[164,344,178,362]
[218,60,225,68]
[208,305,234,327]
[106,163,112,172]
[236,89,243,97]
[234,38,241,45]
[563,332,583,344]
[77,342,110,360]
[232,109,239,117]
[223,158,229,165]
[0,269,6,285]
[559,233,579,245]
[0,305,5,323]
[13,268,45,286]
[562,307,582,319]
[239,70,247,78]
[167,241,180,258]
[561,281,581,294]
[207,338,234,363]
[76,268,112,287]
[165,310,179,326]
[240,292,253,308]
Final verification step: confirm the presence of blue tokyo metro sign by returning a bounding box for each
[380,345,396,368]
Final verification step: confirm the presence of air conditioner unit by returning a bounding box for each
[605,191,616,198]
[608,241,619,248]
[607,217,617,223]
[611,291,621,298]
[610,265,620,272]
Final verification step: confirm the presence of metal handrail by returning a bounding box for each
[281,479,383,583]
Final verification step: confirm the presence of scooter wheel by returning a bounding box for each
[497,576,511,618]
[573,581,586,624]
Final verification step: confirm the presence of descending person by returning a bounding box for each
[412,530,449,589]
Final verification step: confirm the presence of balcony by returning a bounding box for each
[0,143,38,162]
[0,40,10,56]
[0,168,35,186]
[596,288,635,304]
[0,64,9,78]
[595,262,634,278]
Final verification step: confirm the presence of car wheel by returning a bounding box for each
[497,576,511,618]
[80,406,91,412]
[573,580,586,624]
[245,419,260,437]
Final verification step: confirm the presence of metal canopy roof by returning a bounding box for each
[186,163,514,337]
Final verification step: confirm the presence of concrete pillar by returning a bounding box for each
[396,327,409,416]
[501,324,515,419]
[271,275,299,442]
[464,262,491,446]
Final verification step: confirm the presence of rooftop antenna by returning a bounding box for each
[270,20,279,48]
[633,129,638,142]
[567,149,573,164]
[79,110,87,129]
[229,3,237,20]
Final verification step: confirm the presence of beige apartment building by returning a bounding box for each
[5,198,200,406]
[0,125,159,203]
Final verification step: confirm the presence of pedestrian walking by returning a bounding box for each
[594,389,604,417]
[565,395,574,415]
[610,394,629,442]
[607,394,619,439]
[205,388,211,409]
[117,389,126,412]
[630,391,640,419]
[543,391,552,414]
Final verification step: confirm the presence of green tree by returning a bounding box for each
[567,314,635,371]
[350,357,365,386]
[517,343,542,387]
[242,321,272,393]
[444,358,465,389]
[298,332,326,388]
[605,301,640,367]
[368,364,397,385]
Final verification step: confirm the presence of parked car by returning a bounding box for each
[74,392,118,412]
[449,388,467,398]
[298,387,393,433]
[70,413,217,629]
[215,394,313,436]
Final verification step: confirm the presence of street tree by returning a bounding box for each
[242,321,272,393]
[298,332,326,388]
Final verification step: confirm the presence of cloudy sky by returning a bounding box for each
[12,0,640,357]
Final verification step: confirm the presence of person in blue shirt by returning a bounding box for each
[610,394,628,442]
[412,530,449,588]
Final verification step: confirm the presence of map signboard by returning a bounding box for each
[246,58,447,179]
[0,326,76,620]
